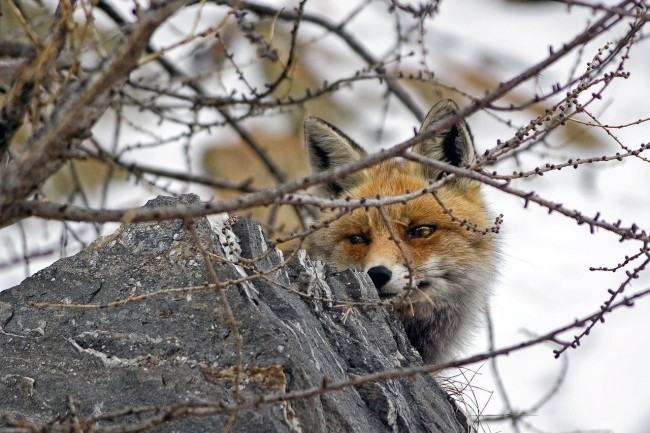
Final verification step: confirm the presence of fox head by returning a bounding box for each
[303,99,498,363]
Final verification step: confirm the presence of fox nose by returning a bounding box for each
[367,266,392,289]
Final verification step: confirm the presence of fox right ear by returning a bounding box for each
[414,99,477,183]
[304,117,366,197]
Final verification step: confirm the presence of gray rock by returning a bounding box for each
[0,194,467,433]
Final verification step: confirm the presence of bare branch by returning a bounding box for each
[0,0,189,221]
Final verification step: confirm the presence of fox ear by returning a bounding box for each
[414,99,477,182]
[304,117,366,197]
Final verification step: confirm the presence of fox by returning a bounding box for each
[303,99,498,364]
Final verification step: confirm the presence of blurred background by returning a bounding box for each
[1,1,649,431]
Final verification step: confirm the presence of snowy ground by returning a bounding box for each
[434,2,650,432]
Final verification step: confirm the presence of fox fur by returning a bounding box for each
[303,99,498,364]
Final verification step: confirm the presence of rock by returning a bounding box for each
[0,194,467,433]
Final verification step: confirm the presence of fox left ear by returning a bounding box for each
[413,99,477,182]
[304,116,367,197]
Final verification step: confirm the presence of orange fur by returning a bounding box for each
[303,100,499,363]
[308,160,494,279]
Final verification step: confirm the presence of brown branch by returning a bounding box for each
[553,256,650,357]
[243,0,307,99]
[7,127,649,246]
[0,0,190,222]
[550,0,649,19]
[487,145,649,180]
[95,0,307,226]
[86,146,258,193]
[0,0,72,162]
[95,0,289,184]
[236,0,426,120]
[7,0,633,227]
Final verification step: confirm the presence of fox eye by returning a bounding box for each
[407,225,436,239]
[348,234,368,245]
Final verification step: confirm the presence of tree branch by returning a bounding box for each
[0,0,189,223]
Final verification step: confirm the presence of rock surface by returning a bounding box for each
[0,195,467,433]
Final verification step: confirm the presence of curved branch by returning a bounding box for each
[237,0,426,120]
[0,0,73,161]
[0,0,189,222]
